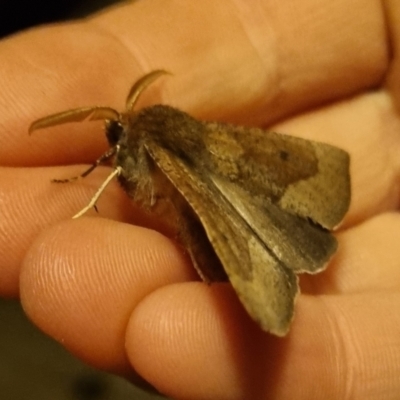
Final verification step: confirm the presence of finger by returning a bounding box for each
[0,0,388,166]
[94,0,388,123]
[126,283,400,400]
[0,164,167,297]
[19,218,195,374]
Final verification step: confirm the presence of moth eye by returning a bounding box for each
[105,120,123,146]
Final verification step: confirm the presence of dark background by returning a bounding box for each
[0,0,119,38]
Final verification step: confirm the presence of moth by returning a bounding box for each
[30,70,351,336]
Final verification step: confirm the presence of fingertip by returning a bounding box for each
[20,217,193,373]
[125,282,275,399]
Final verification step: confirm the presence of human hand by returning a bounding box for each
[0,0,399,399]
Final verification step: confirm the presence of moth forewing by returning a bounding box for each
[209,174,339,275]
[202,122,350,230]
[144,141,298,336]
[277,142,350,230]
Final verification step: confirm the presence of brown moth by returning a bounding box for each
[30,70,351,336]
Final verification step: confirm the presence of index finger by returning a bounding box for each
[0,0,388,167]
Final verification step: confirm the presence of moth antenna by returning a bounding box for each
[29,106,120,134]
[125,70,171,112]
[72,166,122,219]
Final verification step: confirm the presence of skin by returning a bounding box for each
[1,0,400,398]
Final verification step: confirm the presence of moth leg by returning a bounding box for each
[72,166,122,219]
[53,146,118,183]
